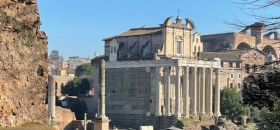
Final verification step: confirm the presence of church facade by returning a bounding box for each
[92,16,222,129]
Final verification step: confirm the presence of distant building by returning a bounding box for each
[49,50,64,70]
[61,61,69,70]
[199,49,266,89]
[49,74,75,97]
[49,50,65,75]
[202,22,280,60]
[67,56,91,75]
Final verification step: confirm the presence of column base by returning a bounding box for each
[93,116,110,130]
[175,113,181,118]
[207,112,213,116]
[155,112,162,116]
[214,112,221,117]
[199,114,210,121]
[199,112,206,115]
[182,114,189,118]
[190,114,199,121]
[166,113,172,116]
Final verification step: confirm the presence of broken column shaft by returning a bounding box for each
[98,59,106,117]
[48,75,56,125]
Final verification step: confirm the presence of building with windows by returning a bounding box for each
[67,56,91,75]
[92,16,221,129]
[202,22,280,60]
[199,49,266,89]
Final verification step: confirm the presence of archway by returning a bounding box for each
[236,42,251,50]
[262,45,277,59]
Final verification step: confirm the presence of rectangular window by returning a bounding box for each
[114,46,117,53]
[238,83,241,88]
[230,83,234,88]
[177,41,182,54]
[221,62,224,67]
[229,62,233,68]
[230,73,234,78]
[238,73,241,78]
[110,46,113,53]
[236,62,241,68]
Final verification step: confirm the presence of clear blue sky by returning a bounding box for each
[37,0,278,59]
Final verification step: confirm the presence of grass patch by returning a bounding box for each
[0,122,55,130]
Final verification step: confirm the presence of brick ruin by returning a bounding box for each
[0,0,48,127]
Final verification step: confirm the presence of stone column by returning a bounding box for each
[206,68,213,116]
[183,66,190,117]
[48,75,56,125]
[175,66,181,118]
[197,68,200,114]
[164,67,171,116]
[98,59,106,117]
[200,67,206,115]
[93,59,109,130]
[155,67,162,116]
[191,67,197,116]
[214,69,221,117]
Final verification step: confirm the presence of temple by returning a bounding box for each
[92,16,222,129]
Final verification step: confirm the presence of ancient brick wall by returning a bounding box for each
[0,0,48,127]
[201,33,235,52]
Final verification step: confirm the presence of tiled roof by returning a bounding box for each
[103,27,162,41]
[119,27,162,36]
[199,49,265,62]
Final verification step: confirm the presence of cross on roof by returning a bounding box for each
[177,8,180,16]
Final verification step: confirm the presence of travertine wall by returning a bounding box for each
[0,0,48,127]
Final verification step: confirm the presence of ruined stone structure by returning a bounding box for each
[199,49,266,89]
[92,16,221,129]
[49,75,75,96]
[93,59,109,130]
[0,0,48,127]
[202,22,280,60]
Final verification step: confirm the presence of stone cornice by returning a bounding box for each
[106,59,221,69]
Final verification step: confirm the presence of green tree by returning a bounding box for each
[242,70,280,110]
[79,78,91,94]
[61,77,80,96]
[221,88,250,122]
[243,68,280,129]
[61,77,91,96]
[258,101,280,130]
[70,100,88,120]
[75,63,94,78]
